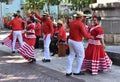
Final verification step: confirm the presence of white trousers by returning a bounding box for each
[43,34,51,59]
[66,39,85,73]
[12,31,24,51]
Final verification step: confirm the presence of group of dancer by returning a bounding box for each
[1,10,112,75]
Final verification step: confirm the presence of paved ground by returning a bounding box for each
[0,29,120,82]
[0,50,84,82]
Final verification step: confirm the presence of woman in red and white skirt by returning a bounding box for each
[18,17,36,63]
[82,16,112,75]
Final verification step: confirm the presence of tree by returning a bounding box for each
[25,0,45,12]
[0,0,7,2]
[63,0,96,11]
[25,0,61,13]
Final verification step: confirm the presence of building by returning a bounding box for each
[0,0,25,28]
[90,0,120,44]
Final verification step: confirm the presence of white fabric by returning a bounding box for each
[66,39,85,73]
[88,39,101,45]
[43,34,51,59]
[12,31,24,51]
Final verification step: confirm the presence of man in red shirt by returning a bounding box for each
[32,12,54,62]
[66,11,93,76]
[7,13,24,53]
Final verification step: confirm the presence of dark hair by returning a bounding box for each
[30,17,35,23]
[17,10,20,13]
[13,13,18,17]
[96,16,101,21]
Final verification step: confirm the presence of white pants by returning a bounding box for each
[43,34,51,59]
[66,39,85,73]
[12,31,24,51]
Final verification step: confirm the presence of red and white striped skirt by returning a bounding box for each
[17,38,36,61]
[82,44,112,75]
[2,33,21,49]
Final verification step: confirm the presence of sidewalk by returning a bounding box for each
[0,50,84,82]
[0,29,120,82]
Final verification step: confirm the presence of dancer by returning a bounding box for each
[66,11,93,76]
[2,12,24,53]
[82,15,112,75]
[32,12,54,62]
[18,17,36,63]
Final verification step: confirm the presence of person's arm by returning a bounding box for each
[7,20,13,27]
[31,11,43,21]
[100,38,106,48]
[96,27,105,48]
[80,23,93,39]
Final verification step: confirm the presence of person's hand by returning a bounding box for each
[91,36,94,39]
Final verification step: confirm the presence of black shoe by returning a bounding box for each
[98,70,103,72]
[66,73,72,76]
[73,72,85,75]
[42,59,51,62]
[51,53,55,56]
[12,51,15,53]
[28,58,36,63]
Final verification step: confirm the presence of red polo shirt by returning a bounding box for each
[35,22,42,36]
[58,26,67,41]
[35,13,54,35]
[69,19,92,42]
[7,17,23,31]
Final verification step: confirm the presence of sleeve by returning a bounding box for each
[79,23,92,39]
[96,27,104,39]
[35,13,43,21]
[7,20,13,27]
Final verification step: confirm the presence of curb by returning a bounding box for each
[107,52,120,66]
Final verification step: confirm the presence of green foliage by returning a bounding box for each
[63,0,96,11]
[0,0,8,3]
[24,0,96,13]
[25,0,45,12]
[25,0,61,12]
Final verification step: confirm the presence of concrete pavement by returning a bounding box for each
[0,50,84,82]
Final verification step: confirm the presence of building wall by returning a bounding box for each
[97,0,120,3]
[0,0,25,28]
[91,0,120,44]
[2,0,25,17]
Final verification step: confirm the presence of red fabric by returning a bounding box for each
[58,26,67,41]
[88,25,104,40]
[35,22,42,36]
[17,23,36,61]
[26,23,36,46]
[82,25,112,75]
[2,33,24,49]
[69,19,92,42]
[18,43,35,61]
[35,13,54,35]
[24,38,36,46]
[53,26,59,33]
[7,17,23,31]
[26,23,34,30]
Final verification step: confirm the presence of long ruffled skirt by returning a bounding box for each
[82,44,112,75]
